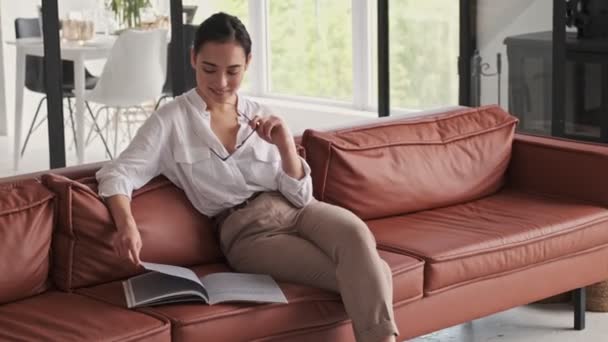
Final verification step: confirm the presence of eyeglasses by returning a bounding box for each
[209,112,257,161]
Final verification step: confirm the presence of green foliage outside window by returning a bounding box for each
[193,0,459,109]
[268,0,353,101]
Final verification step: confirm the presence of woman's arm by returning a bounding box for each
[106,194,142,265]
[249,113,314,207]
[277,139,305,180]
[96,113,168,265]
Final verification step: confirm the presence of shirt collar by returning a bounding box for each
[186,88,248,121]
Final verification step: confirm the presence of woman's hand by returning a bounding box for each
[114,220,142,266]
[248,114,294,151]
[248,113,305,180]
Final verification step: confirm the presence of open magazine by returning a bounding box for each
[123,262,288,308]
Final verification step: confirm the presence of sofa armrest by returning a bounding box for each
[508,133,608,207]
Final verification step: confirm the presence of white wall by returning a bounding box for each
[477,0,553,108]
[0,9,7,135]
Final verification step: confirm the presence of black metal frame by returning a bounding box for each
[170,0,186,97]
[552,0,567,138]
[41,0,66,169]
[459,0,476,106]
[377,0,389,117]
[573,287,586,330]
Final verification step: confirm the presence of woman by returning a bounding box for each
[96,12,398,342]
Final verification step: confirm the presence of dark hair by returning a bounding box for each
[193,12,251,56]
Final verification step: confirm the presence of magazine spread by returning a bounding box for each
[123,262,288,308]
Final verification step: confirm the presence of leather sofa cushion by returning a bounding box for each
[0,291,170,341]
[368,189,608,295]
[302,105,518,220]
[0,179,54,304]
[42,173,222,291]
[76,250,423,341]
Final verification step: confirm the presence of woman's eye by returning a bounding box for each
[227,71,239,76]
[202,69,215,74]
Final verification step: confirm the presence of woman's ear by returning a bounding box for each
[245,53,252,70]
[190,47,197,70]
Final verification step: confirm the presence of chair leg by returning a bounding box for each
[126,107,133,141]
[86,102,113,159]
[20,97,47,157]
[66,97,79,153]
[574,287,586,330]
[113,108,121,157]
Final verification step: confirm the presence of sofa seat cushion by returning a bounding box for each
[0,179,54,304]
[0,291,170,341]
[77,251,423,341]
[367,189,608,295]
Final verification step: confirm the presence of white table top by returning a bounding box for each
[7,36,115,59]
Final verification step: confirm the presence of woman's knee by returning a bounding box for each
[334,211,376,249]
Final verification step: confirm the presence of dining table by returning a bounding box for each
[6,36,115,171]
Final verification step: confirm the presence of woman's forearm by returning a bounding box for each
[105,195,136,231]
[278,142,305,180]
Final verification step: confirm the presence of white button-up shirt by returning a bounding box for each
[96,89,314,217]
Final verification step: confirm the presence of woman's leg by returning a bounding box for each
[294,200,399,342]
[226,234,339,293]
[219,192,339,292]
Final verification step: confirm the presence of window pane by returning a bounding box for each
[480,2,553,136]
[371,0,459,110]
[268,0,352,101]
[185,0,250,92]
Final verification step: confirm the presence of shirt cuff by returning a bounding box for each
[97,177,134,201]
[277,156,313,206]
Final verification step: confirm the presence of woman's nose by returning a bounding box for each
[216,73,228,88]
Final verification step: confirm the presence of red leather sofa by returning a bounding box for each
[1,105,607,341]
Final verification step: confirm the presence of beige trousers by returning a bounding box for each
[216,192,399,342]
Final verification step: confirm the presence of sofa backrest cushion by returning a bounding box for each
[302,105,518,220]
[42,173,222,291]
[0,179,54,303]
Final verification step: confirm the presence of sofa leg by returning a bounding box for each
[573,287,586,330]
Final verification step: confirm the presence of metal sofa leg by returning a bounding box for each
[573,287,586,330]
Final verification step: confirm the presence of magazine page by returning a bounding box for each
[123,262,209,308]
[124,271,209,308]
[200,273,288,305]
[141,262,203,285]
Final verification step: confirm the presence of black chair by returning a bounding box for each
[155,24,198,110]
[15,18,110,157]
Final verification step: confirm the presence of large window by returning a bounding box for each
[267,0,353,101]
[175,0,459,112]
[370,0,460,110]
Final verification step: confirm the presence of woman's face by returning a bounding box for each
[191,41,251,104]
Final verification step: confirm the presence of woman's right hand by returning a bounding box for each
[114,221,142,266]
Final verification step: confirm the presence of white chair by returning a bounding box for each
[85,29,168,158]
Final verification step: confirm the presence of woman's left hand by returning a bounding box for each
[248,114,293,150]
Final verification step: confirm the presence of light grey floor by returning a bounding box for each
[413,303,608,342]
